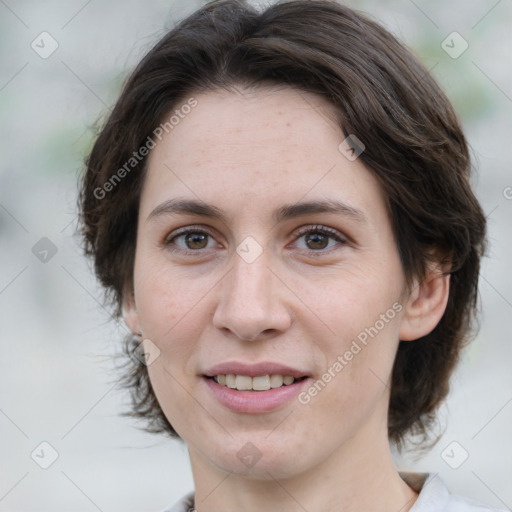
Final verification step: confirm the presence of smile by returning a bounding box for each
[209,374,306,391]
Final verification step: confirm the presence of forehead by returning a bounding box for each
[141,86,386,227]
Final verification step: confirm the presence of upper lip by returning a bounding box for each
[203,361,310,378]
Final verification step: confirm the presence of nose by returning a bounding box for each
[212,253,292,341]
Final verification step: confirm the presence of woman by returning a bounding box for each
[79,1,501,510]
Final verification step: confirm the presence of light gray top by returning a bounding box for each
[161,473,507,512]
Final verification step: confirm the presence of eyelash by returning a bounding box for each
[164,224,347,256]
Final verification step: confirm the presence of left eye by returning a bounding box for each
[293,226,346,251]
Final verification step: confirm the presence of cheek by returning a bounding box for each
[133,270,204,389]
[133,247,212,337]
[145,360,201,441]
[312,268,403,345]
[297,327,399,443]
[307,275,403,409]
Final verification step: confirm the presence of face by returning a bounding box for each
[126,86,411,479]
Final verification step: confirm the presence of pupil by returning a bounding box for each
[186,232,208,249]
[306,233,328,250]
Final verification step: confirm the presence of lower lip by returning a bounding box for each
[203,377,310,414]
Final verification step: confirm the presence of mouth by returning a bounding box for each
[201,362,311,413]
[205,374,308,391]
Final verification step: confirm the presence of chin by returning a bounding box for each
[202,434,317,481]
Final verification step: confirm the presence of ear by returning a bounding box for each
[122,291,141,336]
[399,264,450,341]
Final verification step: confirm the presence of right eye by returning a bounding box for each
[165,226,221,254]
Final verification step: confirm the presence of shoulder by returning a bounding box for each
[403,472,507,512]
[159,490,195,512]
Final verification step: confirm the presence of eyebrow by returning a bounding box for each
[147,198,367,224]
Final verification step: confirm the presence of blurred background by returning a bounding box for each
[0,0,511,510]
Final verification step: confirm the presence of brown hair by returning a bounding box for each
[79,0,486,448]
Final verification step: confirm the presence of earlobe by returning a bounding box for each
[122,293,141,335]
[399,267,450,342]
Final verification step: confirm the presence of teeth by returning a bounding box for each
[253,375,270,390]
[226,374,236,388]
[269,375,283,388]
[235,375,252,390]
[212,374,299,391]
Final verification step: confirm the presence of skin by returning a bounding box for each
[124,86,450,512]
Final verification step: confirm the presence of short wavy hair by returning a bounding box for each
[79,0,486,448]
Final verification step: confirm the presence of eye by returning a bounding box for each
[165,227,219,253]
[164,224,347,255]
[292,225,347,252]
